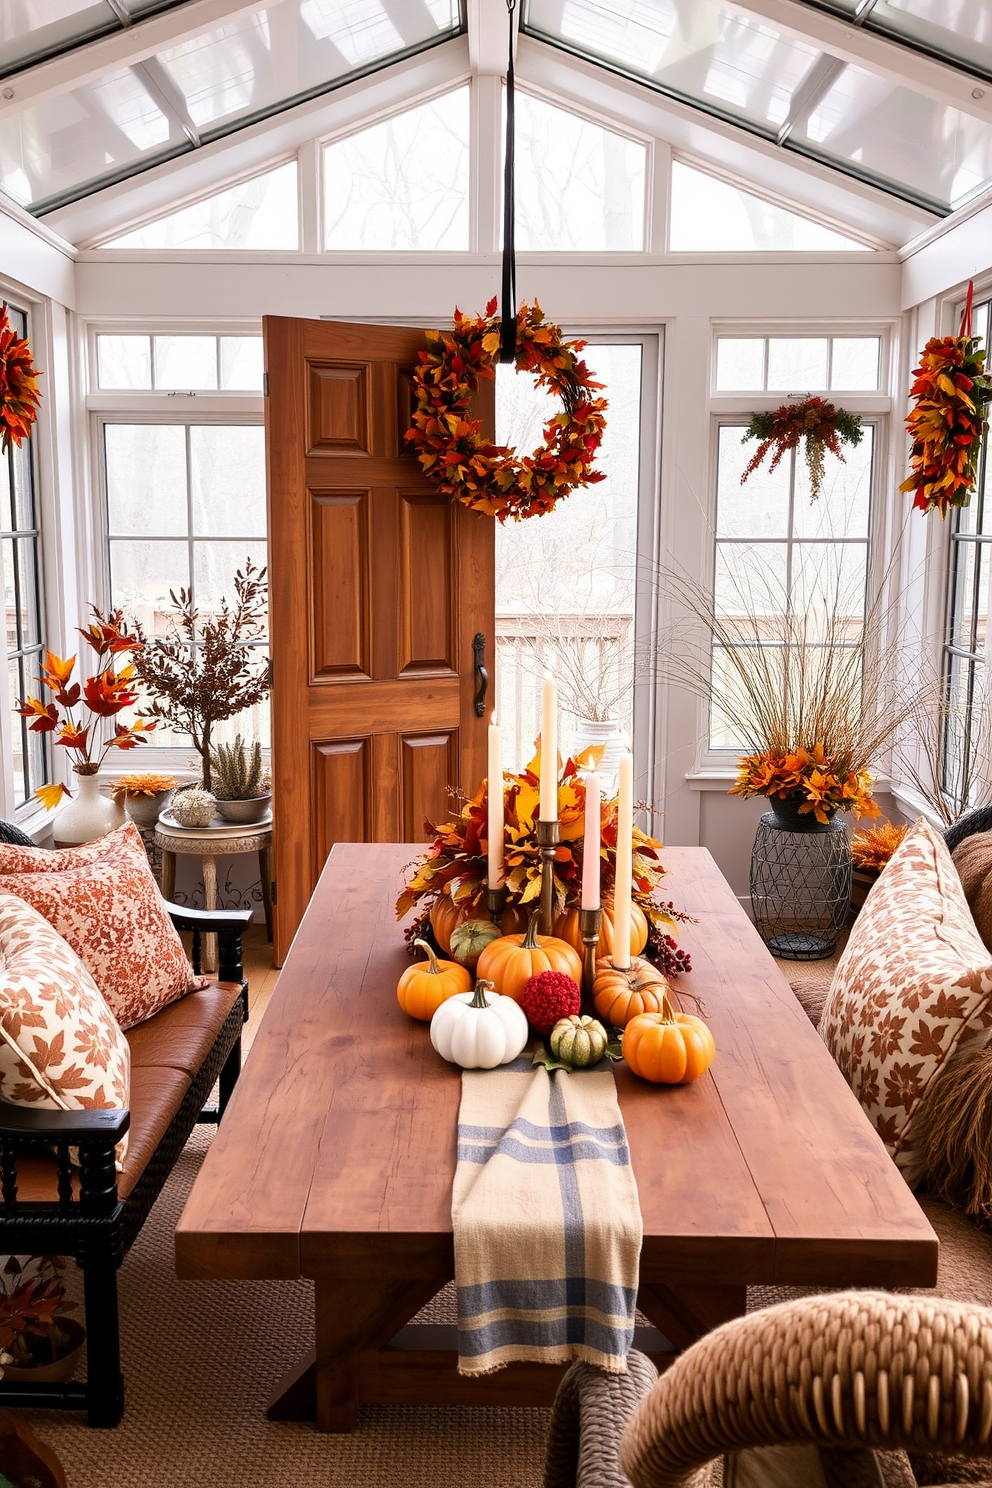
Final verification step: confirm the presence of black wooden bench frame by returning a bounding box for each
[0,902,252,1427]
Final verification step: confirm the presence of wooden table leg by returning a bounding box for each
[637,1283,747,1352]
[259,843,273,943]
[202,855,218,975]
[160,849,176,902]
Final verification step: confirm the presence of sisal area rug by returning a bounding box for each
[28,1125,548,1488]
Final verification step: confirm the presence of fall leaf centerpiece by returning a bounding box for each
[731,744,879,826]
[17,608,155,812]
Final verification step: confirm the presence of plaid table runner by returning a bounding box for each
[453,1053,642,1376]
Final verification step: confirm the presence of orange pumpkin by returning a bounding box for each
[397,938,472,1021]
[592,955,671,1028]
[430,895,475,954]
[476,912,583,1003]
[622,1003,715,1084]
[554,900,648,960]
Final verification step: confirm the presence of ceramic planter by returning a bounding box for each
[124,789,173,828]
[53,767,125,847]
[215,793,272,825]
[2,1317,86,1383]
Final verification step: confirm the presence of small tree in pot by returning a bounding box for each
[133,559,269,793]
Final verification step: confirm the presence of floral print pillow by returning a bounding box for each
[0,891,129,1162]
[821,816,992,1173]
[0,822,201,1031]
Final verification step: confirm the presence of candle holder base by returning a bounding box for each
[486,886,506,923]
[537,819,560,935]
[579,907,602,1017]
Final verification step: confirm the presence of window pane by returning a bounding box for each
[831,337,880,391]
[670,162,865,252]
[219,336,263,390]
[0,0,119,75]
[949,541,978,651]
[766,339,829,391]
[714,543,789,641]
[10,659,26,805]
[514,92,646,251]
[716,339,764,392]
[943,651,977,801]
[9,538,42,652]
[9,438,36,533]
[193,542,269,632]
[97,334,151,389]
[105,163,299,251]
[190,426,266,536]
[716,425,789,539]
[109,539,190,637]
[324,88,470,251]
[792,544,867,637]
[154,337,218,391]
[793,425,873,539]
[105,425,187,536]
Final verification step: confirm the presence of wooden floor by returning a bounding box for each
[243,924,281,1043]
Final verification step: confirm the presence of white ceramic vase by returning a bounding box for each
[565,718,627,795]
[53,766,126,848]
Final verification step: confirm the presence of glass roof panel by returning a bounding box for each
[0,0,462,213]
[105,159,299,248]
[0,67,187,210]
[863,0,992,79]
[1,1,121,75]
[670,160,866,249]
[527,0,820,133]
[795,62,992,210]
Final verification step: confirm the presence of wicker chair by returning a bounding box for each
[545,1293,992,1488]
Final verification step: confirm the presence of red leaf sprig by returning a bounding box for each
[405,298,608,523]
[0,303,42,454]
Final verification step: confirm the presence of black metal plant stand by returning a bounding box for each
[750,806,852,961]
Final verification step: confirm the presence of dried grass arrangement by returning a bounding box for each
[851,821,909,872]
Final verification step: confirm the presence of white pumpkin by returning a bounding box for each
[429,979,529,1070]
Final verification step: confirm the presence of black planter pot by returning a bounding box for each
[750,807,852,961]
[767,794,836,833]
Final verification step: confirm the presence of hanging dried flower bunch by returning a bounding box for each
[899,285,991,518]
[0,304,42,454]
[741,397,863,503]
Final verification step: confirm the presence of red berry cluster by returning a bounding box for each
[646,923,692,978]
[519,970,581,1035]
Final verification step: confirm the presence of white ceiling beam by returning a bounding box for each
[0,0,268,119]
[467,0,516,76]
[721,0,992,124]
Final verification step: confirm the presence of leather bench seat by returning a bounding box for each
[6,982,243,1205]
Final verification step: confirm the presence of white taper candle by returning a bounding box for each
[581,770,601,910]
[539,670,558,822]
[612,751,634,969]
[487,713,503,889]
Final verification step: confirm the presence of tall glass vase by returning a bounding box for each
[53,765,126,849]
[750,802,852,961]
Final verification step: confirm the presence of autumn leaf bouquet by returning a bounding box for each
[899,328,992,517]
[730,744,879,826]
[396,745,673,941]
[17,608,155,810]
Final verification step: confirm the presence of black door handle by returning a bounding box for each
[473,632,488,718]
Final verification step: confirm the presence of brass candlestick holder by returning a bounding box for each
[486,885,506,923]
[537,819,560,934]
[578,906,602,1015]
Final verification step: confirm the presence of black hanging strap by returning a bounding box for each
[500,0,517,365]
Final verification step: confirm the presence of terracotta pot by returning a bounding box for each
[2,1318,86,1383]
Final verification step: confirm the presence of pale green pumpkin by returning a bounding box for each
[449,917,503,969]
[549,1015,609,1068]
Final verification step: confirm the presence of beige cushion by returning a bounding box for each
[0,890,129,1163]
[953,832,992,953]
[820,817,992,1171]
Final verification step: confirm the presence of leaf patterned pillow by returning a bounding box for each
[0,890,129,1163]
[0,822,201,1030]
[821,816,992,1173]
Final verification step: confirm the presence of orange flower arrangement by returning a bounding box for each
[405,299,607,523]
[851,820,908,872]
[113,772,176,797]
[17,608,155,811]
[730,744,879,825]
[0,304,42,454]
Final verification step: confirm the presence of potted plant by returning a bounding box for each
[113,771,176,827]
[0,1257,85,1384]
[210,735,271,824]
[132,559,269,793]
[16,609,156,844]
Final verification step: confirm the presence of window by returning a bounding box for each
[103,422,269,748]
[943,296,992,807]
[323,88,470,250]
[102,163,299,251]
[96,334,263,391]
[672,164,869,253]
[715,334,882,393]
[710,420,875,748]
[513,94,646,251]
[2,306,48,809]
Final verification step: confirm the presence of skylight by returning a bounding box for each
[103,162,299,250]
[670,162,869,251]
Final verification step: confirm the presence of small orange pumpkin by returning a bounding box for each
[397,938,472,1021]
[592,955,671,1028]
[430,894,476,954]
[622,1001,715,1085]
[554,899,649,960]
[476,911,583,1003]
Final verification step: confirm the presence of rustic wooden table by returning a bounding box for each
[175,842,937,1431]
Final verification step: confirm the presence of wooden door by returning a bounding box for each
[264,317,495,963]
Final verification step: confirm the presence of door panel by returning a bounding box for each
[266,317,495,961]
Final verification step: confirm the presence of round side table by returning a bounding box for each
[155,812,273,973]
